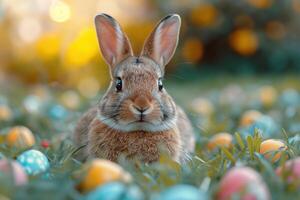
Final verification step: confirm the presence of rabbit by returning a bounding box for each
[73,13,195,163]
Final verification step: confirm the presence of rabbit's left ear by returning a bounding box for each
[141,14,181,68]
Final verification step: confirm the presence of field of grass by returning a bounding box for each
[0,75,300,200]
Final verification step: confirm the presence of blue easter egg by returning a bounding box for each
[280,89,299,106]
[48,104,67,120]
[240,115,278,138]
[86,182,143,200]
[17,149,49,175]
[157,184,207,200]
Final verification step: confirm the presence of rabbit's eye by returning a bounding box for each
[158,78,163,91]
[115,77,122,92]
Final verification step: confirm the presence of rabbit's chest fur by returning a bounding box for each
[87,118,181,163]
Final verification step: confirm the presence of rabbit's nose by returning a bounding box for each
[131,105,151,115]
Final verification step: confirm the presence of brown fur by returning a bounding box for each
[73,13,195,163]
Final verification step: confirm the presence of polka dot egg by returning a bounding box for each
[17,149,49,175]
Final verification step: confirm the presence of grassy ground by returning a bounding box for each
[0,75,300,199]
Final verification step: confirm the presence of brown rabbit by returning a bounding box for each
[73,13,195,163]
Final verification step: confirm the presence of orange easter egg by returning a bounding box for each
[207,132,233,151]
[5,126,35,150]
[240,110,262,127]
[0,105,12,121]
[79,159,131,193]
[260,139,286,162]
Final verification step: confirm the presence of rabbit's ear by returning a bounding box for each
[141,14,181,68]
[95,14,133,68]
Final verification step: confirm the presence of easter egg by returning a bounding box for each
[240,110,262,127]
[259,86,277,107]
[260,139,287,162]
[17,149,50,175]
[79,159,132,193]
[5,126,35,150]
[276,157,300,186]
[0,159,28,185]
[157,184,207,200]
[23,95,42,114]
[86,182,143,200]
[241,115,278,138]
[48,104,68,120]
[0,104,12,121]
[207,132,233,151]
[60,90,80,110]
[280,89,299,106]
[190,98,214,116]
[217,167,270,200]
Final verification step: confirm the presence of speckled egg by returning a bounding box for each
[157,184,207,200]
[0,159,28,185]
[207,132,233,151]
[86,182,143,200]
[17,149,49,175]
[5,126,35,150]
[260,139,287,162]
[79,159,132,193]
[217,167,270,200]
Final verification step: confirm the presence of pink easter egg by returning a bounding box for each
[0,159,28,186]
[276,157,300,185]
[217,167,270,200]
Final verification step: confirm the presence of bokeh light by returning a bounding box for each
[49,0,71,23]
[229,28,259,56]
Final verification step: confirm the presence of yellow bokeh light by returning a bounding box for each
[229,28,259,56]
[182,38,204,63]
[190,4,218,27]
[247,0,272,9]
[49,0,71,23]
[64,27,99,69]
[36,33,60,60]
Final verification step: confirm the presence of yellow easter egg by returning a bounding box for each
[240,110,262,127]
[259,86,277,107]
[190,98,214,116]
[79,159,131,193]
[207,132,233,151]
[260,139,287,162]
[5,126,35,149]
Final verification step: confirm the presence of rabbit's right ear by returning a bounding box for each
[95,14,133,68]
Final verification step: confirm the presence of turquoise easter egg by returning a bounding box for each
[48,104,68,120]
[86,182,143,200]
[17,149,49,175]
[280,89,299,106]
[157,184,207,200]
[240,115,278,138]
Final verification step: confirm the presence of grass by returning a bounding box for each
[0,75,300,200]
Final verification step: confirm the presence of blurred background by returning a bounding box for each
[1,0,300,137]
[1,0,300,88]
